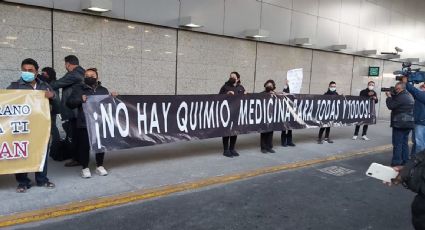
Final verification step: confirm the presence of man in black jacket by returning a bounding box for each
[219,72,246,158]
[389,150,425,229]
[386,82,415,166]
[50,55,84,167]
[353,81,378,141]
[318,81,338,144]
[7,58,56,192]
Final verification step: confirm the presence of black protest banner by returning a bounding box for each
[83,94,376,153]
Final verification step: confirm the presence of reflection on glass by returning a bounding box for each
[144,30,150,33]
[127,45,134,50]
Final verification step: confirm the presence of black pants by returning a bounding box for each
[77,128,105,169]
[412,194,425,230]
[354,125,368,136]
[62,119,78,162]
[261,131,274,150]
[318,127,330,139]
[222,136,237,151]
[281,130,293,145]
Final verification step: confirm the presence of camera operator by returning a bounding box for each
[401,77,425,155]
[385,82,415,166]
[389,150,425,229]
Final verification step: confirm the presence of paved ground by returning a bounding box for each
[0,121,396,216]
[11,151,415,230]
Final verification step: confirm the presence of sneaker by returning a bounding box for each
[230,150,240,157]
[81,168,91,178]
[261,149,268,154]
[325,138,334,144]
[268,149,276,153]
[352,136,358,140]
[96,166,108,176]
[362,135,370,141]
[223,150,233,158]
[317,139,323,144]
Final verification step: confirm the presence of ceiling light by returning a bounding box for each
[293,37,313,46]
[81,0,112,13]
[179,16,202,28]
[244,29,270,39]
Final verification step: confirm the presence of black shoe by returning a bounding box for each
[317,139,323,144]
[287,143,296,147]
[281,143,288,147]
[16,184,31,193]
[325,138,334,144]
[223,150,233,158]
[261,149,268,154]
[230,150,239,157]
[268,149,276,153]
[64,160,81,167]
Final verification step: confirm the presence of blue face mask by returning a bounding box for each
[21,71,35,82]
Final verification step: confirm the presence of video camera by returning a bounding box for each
[393,62,425,84]
[381,87,395,92]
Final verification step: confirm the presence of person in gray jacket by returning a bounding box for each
[7,58,57,193]
[50,55,84,167]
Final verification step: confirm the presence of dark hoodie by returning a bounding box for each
[324,89,339,96]
[219,81,245,95]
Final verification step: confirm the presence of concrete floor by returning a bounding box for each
[0,121,396,216]
[11,151,415,230]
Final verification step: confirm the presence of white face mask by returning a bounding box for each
[283,85,288,89]
[329,87,336,92]
[368,86,374,90]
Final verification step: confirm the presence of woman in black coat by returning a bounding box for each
[281,80,295,147]
[261,80,277,153]
[219,72,246,158]
[67,68,115,178]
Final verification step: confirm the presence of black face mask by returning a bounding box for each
[228,78,236,84]
[84,77,97,86]
[265,86,273,92]
[38,75,50,83]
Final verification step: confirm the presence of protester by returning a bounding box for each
[403,78,425,155]
[352,81,378,141]
[40,67,62,159]
[219,72,246,158]
[7,58,56,193]
[50,55,85,167]
[260,80,277,154]
[388,150,425,229]
[318,81,338,144]
[281,80,295,147]
[385,82,415,166]
[67,68,113,178]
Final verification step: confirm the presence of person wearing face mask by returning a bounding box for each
[39,67,62,160]
[50,55,85,167]
[281,80,296,147]
[260,80,277,154]
[318,81,338,144]
[7,58,57,193]
[386,82,415,166]
[219,72,246,158]
[401,77,425,155]
[353,81,378,141]
[67,68,115,178]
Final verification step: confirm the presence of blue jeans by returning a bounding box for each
[392,128,411,166]
[414,124,425,154]
[15,141,50,186]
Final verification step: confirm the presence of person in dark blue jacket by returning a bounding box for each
[403,78,425,155]
[7,58,57,193]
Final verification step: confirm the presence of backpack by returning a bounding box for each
[49,138,73,161]
[401,152,425,195]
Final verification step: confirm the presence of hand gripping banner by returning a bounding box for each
[83,93,376,153]
[0,90,51,175]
